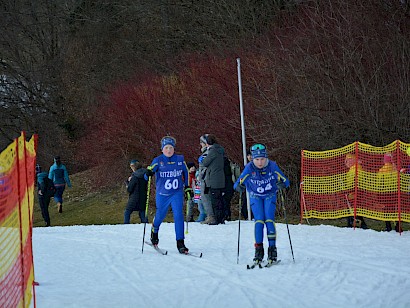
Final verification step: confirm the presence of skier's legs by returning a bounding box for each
[251,197,265,244]
[152,194,171,233]
[264,196,277,247]
[170,192,184,240]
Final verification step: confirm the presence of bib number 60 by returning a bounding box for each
[165,179,179,190]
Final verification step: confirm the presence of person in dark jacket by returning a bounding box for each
[200,134,225,224]
[124,160,149,224]
[37,166,55,227]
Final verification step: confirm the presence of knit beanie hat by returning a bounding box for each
[187,162,196,169]
[161,136,176,149]
[200,135,208,144]
[250,144,268,159]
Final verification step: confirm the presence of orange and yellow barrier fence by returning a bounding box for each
[0,132,37,308]
[300,140,410,223]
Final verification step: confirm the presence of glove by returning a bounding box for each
[198,155,204,164]
[235,184,245,193]
[277,181,286,190]
[184,187,193,199]
[146,169,154,177]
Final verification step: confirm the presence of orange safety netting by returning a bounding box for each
[300,140,410,223]
[0,132,37,308]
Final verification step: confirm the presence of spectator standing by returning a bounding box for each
[186,162,196,222]
[37,165,55,227]
[198,137,216,225]
[344,154,368,229]
[378,153,401,232]
[201,134,225,224]
[48,156,71,213]
[124,160,149,224]
[193,171,207,222]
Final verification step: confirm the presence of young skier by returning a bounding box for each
[146,136,190,253]
[234,143,290,265]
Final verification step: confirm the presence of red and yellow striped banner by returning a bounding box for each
[0,132,37,308]
[300,140,410,223]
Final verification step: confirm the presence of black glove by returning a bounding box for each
[146,169,154,177]
[235,184,245,193]
[277,181,286,190]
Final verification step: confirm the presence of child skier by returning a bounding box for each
[146,136,190,253]
[234,143,290,265]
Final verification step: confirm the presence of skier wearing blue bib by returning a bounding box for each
[234,143,290,263]
[146,136,190,254]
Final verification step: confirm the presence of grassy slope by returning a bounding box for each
[32,170,406,232]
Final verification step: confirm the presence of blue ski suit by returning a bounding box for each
[234,160,289,246]
[148,154,189,240]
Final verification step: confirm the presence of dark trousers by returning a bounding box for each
[210,188,225,224]
[124,209,148,224]
[38,194,51,226]
[223,190,234,220]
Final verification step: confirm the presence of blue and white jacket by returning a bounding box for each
[234,160,289,198]
[148,154,189,196]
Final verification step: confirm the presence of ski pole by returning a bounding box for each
[185,190,191,234]
[237,192,242,264]
[280,189,295,263]
[141,175,152,254]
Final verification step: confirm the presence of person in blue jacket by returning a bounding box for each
[234,143,290,264]
[48,156,71,213]
[146,136,190,254]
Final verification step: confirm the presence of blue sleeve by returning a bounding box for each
[233,164,251,190]
[272,162,290,188]
[48,165,55,181]
[63,166,72,187]
[182,157,189,187]
[144,157,158,181]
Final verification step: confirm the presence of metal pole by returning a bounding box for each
[237,58,252,220]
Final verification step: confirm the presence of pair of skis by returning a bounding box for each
[144,241,203,258]
[247,259,281,269]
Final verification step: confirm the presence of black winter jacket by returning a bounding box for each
[126,168,148,211]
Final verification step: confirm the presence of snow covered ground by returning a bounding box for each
[32,221,410,308]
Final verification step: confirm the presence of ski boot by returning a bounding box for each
[150,228,159,246]
[177,239,189,254]
[253,243,264,263]
[267,246,277,262]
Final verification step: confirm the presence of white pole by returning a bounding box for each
[237,58,252,220]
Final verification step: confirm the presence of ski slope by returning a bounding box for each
[32,221,410,308]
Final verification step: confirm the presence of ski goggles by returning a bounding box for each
[250,143,267,159]
[250,144,266,151]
